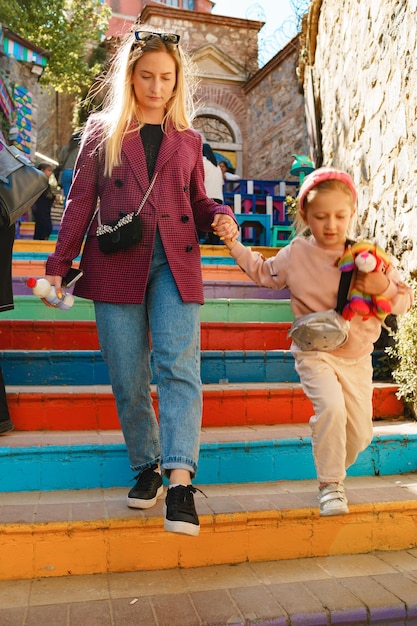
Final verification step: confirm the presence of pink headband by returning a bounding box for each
[298,167,357,211]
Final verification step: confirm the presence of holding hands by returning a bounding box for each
[211,214,238,247]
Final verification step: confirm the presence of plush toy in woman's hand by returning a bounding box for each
[337,240,392,321]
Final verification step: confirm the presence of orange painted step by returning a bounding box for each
[0,320,292,351]
[6,382,402,431]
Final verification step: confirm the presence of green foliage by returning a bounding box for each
[387,280,417,412]
[0,0,111,95]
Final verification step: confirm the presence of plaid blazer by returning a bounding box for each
[46,122,236,304]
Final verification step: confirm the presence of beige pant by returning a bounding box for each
[294,350,374,483]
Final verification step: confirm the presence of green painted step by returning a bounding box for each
[3,296,294,322]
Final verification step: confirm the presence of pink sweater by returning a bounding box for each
[229,237,413,358]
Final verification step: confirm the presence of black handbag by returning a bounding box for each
[96,172,158,254]
[0,140,49,229]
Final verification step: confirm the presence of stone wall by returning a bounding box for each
[36,90,76,164]
[245,36,309,181]
[140,5,262,76]
[303,0,417,275]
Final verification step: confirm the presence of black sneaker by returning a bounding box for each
[164,485,200,536]
[0,419,14,435]
[127,466,163,509]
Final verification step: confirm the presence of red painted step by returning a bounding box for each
[6,382,402,431]
[0,320,292,351]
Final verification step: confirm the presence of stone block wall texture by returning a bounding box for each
[37,90,76,164]
[309,0,417,275]
[143,11,260,76]
[245,37,308,181]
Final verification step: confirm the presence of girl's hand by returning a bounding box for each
[211,214,239,244]
[355,270,390,295]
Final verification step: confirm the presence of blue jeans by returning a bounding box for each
[94,231,202,477]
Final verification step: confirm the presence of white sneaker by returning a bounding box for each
[318,483,349,516]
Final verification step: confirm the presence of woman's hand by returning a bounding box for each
[41,275,64,307]
[211,214,239,246]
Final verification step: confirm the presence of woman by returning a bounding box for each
[45,29,238,536]
[32,163,55,240]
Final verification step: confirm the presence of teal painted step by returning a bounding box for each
[0,350,299,386]
[0,349,385,386]
[1,432,416,492]
[0,349,298,385]
[12,252,82,262]
[200,257,236,265]
[1,296,294,322]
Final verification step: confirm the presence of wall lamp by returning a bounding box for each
[31,64,44,77]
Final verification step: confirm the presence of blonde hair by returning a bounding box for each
[82,29,198,176]
[294,179,357,236]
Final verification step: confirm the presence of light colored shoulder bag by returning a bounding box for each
[288,264,353,352]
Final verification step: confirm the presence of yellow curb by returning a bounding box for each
[2,503,417,580]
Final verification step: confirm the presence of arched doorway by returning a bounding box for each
[193,110,243,175]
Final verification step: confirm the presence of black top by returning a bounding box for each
[140,124,163,179]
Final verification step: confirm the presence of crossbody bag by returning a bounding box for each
[96,172,158,254]
[287,262,354,352]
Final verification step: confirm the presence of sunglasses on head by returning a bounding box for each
[134,31,180,45]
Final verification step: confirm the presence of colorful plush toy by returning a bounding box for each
[337,240,392,321]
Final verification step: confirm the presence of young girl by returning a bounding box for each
[221,167,412,516]
[45,29,238,536]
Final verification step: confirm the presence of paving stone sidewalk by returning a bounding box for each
[2,549,417,625]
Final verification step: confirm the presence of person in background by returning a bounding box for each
[219,160,240,193]
[199,142,224,244]
[0,224,16,435]
[220,167,412,517]
[45,28,238,536]
[32,163,56,240]
[57,132,81,205]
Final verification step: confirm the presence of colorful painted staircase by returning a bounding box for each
[1,249,417,582]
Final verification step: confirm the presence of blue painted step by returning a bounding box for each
[0,350,385,386]
[0,349,297,385]
[1,429,416,492]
